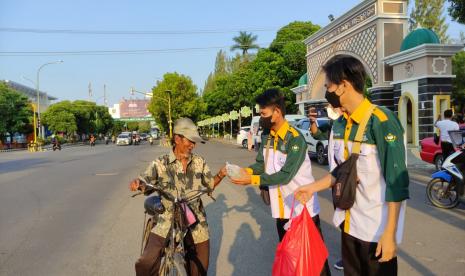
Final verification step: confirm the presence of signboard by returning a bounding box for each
[115,117,155,122]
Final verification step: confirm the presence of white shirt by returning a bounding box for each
[436,119,460,143]
[265,147,320,219]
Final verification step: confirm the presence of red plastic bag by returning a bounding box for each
[272,205,329,276]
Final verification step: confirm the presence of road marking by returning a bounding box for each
[95,173,119,176]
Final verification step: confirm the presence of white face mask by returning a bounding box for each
[326,107,341,120]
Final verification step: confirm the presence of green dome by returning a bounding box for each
[400,28,440,51]
[298,73,308,86]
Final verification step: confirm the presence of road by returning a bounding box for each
[0,141,464,275]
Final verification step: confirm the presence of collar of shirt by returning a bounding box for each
[270,120,289,140]
[342,98,372,124]
[269,120,290,151]
[168,150,193,165]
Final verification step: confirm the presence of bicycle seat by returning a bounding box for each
[144,195,165,216]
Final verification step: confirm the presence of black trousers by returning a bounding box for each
[341,231,397,276]
[276,215,331,276]
[441,141,456,160]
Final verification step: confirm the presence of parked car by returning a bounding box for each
[140,133,148,141]
[239,114,306,149]
[236,126,251,148]
[294,118,331,165]
[116,134,131,146]
[420,123,465,170]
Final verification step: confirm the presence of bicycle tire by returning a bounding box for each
[159,251,187,276]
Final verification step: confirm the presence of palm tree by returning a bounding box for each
[231,31,259,56]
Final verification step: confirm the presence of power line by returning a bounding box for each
[0,39,306,57]
[0,44,275,56]
[0,27,278,35]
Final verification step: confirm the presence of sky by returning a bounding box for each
[0,0,463,107]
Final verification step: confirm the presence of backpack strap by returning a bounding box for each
[264,135,272,169]
[351,104,376,154]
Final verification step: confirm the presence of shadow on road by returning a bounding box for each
[227,187,275,276]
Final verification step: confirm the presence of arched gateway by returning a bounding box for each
[293,0,463,146]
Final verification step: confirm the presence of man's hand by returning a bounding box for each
[375,232,397,262]
[230,173,252,185]
[218,166,227,178]
[308,108,317,124]
[129,178,144,192]
[294,184,316,204]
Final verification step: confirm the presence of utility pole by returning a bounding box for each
[88,82,93,101]
[103,84,107,106]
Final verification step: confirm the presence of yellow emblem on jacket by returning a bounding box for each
[385,133,397,143]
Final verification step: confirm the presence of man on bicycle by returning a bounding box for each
[130,117,227,276]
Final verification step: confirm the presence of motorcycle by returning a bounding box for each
[52,142,61,151]
[427,130,465,209]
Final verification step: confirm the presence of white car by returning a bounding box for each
[116,134,131,146]
[294,118,330,165]
[236,126,251,148]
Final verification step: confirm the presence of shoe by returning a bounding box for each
[334,259,343,270]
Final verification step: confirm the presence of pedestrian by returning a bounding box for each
[90,135,96,147]
[230,88,331,275]
[129,118,227,276]
[436,109,460,160]
[295,55,409,276]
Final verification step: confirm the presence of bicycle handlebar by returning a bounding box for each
[133,177,214,202]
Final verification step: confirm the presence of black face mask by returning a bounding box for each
[259,115,273,130]
[325,89,342,108]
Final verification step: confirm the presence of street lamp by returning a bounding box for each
[130,87,173,138]
[36,60,63,140]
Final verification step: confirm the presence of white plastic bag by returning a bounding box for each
[226,162,243,178]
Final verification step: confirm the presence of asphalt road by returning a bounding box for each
[0,141,464,275]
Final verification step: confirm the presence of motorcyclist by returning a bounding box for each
[129,118,227,276]
[51,135,60,150]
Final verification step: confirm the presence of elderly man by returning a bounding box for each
[130,118,227,276]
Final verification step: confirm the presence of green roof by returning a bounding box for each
[400,28,440,51]
[298,73,308,86]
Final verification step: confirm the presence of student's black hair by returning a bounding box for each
[322,55,367,94]
[444,109,453,119]
[255,88,286,115]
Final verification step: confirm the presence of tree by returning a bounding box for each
[111,120,126,135]
[231,31,260,56]
[42,100,113,136]
[202,21,321,117]
[448,0,465,24]
[270,21,320,53]
[410,0,449,42]
[148,72,205,131]
[42,101,77,135]
[452,51,465,113]
[0,82,33,141]
[138,121,151,133]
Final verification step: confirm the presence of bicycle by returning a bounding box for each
[132,178,214,276]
